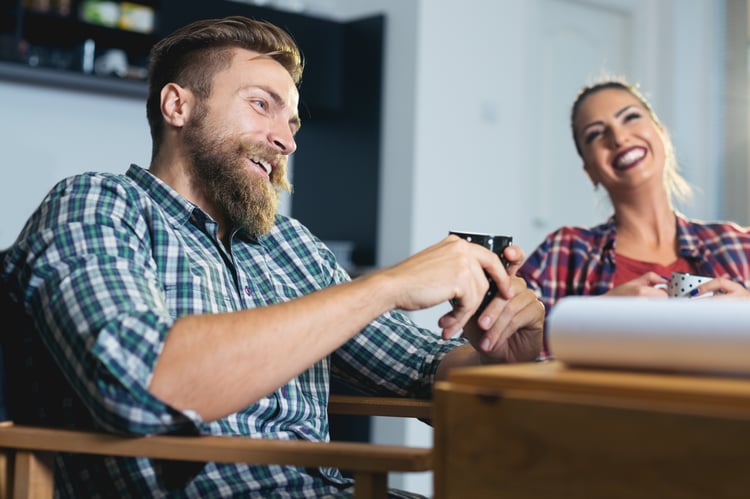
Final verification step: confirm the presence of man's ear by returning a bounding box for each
[160,83,192,128]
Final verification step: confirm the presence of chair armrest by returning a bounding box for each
[0,425,432,473]
[328,395,432,420]
[0,424,432,499]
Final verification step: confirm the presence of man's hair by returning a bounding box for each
[146,16,304,157]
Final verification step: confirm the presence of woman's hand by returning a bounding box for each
[696,277,750,298]
[605,272,669,298]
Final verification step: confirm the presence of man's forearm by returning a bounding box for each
[435,343,482,382]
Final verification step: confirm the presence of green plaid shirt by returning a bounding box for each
[2,165,463,498]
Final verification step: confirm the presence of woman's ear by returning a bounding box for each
[582,163,599,189]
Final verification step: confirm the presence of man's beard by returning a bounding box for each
[182,106,292,238]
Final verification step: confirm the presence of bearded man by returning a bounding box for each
[0,16,543,498]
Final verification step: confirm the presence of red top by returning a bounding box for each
[613,252,697,286]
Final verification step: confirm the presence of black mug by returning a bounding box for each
[449,231,513,313]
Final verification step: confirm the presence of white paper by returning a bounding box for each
[547,296,750,376]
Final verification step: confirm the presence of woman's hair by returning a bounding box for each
[570,77,693,204]
[146,16,304,157]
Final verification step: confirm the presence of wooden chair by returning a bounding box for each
[0,255,433,499]
[0,399,432,499]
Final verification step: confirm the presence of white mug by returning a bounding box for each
[663,271,714,298]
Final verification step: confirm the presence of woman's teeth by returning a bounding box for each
[616,149,645,169]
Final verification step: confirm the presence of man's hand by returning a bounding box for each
[442,244,544,363]
[378,234,512,337]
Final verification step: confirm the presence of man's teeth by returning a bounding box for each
[251,157,272,175]
[616,149,645,168]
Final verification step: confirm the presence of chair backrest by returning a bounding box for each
[0,250,93,429]
[0,356,7,423]
[0,251,10,424]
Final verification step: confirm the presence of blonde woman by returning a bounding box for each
[519,78,750,357]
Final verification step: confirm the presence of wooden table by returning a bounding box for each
[432,360,750,499]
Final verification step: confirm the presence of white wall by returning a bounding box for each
[0,83,151,247]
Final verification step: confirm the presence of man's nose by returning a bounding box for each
[268,121,297,155]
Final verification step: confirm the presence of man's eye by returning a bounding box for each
[252,100,267,110]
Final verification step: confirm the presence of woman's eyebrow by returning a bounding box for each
[614,105,636,118]
[580,120,604,136]
[580,104,638,136]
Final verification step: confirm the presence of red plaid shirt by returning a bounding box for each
[518,213,750,359]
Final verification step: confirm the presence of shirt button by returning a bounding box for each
[244,286,252,296]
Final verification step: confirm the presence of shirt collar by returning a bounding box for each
[126,164,198,228]
[675,211,706,258]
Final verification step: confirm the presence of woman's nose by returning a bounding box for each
[607,126,626,148]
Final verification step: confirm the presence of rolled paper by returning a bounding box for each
[547,296,750,377]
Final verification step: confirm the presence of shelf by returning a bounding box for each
[21,10,157,58]
[0,60,146,98]
[0,0,156,97]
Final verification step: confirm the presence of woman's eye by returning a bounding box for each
[624,111,641,122]
[584,130,601,144]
